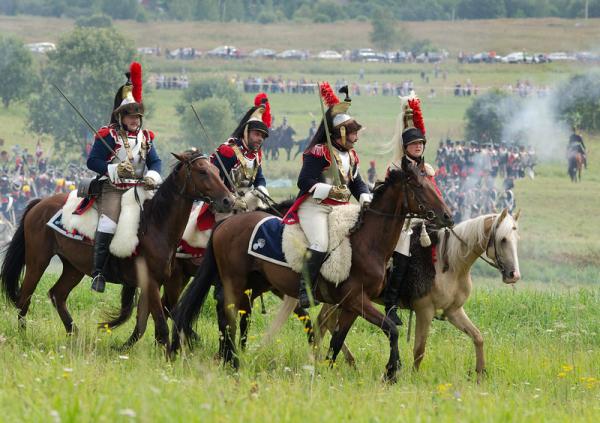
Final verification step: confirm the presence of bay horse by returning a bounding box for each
[170,161,453,382]
[568,152,584,182]
[0,151,234,349]
[305,209,520,383]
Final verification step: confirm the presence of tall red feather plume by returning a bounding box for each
[408,98,426,135]
[130,62,143,103]
[254,92,271,128]
[320,82,339,108]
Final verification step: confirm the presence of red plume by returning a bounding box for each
[408,97,426,135]
[254,92,271,128]
[130,61,143,103]
[320,82,339,108]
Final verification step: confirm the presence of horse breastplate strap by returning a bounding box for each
[231,145,258,188]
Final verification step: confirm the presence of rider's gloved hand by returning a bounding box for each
[233,196,248,212]
[116,162,136,179]
[143,176,157,190]
[359,193,373,207]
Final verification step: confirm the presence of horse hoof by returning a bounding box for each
[383,371,398,384]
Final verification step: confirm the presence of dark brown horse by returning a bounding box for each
[170,161,453,382]
[568,152,584,182]
[1,151,234,349]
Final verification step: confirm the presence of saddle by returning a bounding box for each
[53,188,153,258]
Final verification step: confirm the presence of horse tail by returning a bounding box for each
[98,286,138,329]
[1,198,41,306]
[170,231,219,356]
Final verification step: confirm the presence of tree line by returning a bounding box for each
[0,0,599,22]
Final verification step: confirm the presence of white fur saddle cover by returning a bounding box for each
[282,204,360,285]
[61,188,153,258]
[180,203,212,249]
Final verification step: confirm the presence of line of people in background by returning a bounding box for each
[149,74,190,90]
[434,139,536,222]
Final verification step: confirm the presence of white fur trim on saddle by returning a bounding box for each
[282,204,360,285]
[61,187,154,258]
[181,203,212,248]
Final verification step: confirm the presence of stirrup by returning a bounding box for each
[298,285,319,308]
[91,273,106,293]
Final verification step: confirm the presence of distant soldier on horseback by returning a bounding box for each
[567,130,587,167]
[381,92,442,325]
[284,83,372,308]
[86,62,162,293]
[210,93,272,219]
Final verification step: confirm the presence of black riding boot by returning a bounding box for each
[298,249,327,309]
[382,252,409,326]
[91,231,114,293]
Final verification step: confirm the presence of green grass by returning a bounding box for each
[0,276,599,421]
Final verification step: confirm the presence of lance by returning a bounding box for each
[52,83,121,162]
[317,82,341,186]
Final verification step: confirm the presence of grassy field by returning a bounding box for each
[0,16,599,422]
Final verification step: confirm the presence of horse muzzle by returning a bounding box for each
[213,194,235,213]
[502,269,521,284]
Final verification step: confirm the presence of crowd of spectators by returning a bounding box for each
[434,139,536,222]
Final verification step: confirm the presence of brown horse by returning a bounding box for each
[1,151,234,349]
[568,152,584,182]
[170,161,453,382]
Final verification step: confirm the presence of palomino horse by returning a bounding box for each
[568,152,584,182]
[0,151,234,349]
[170,161,453,382]
[306,209,520,382]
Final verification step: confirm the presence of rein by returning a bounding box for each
[445,222,502,271]
[174,155,214,203]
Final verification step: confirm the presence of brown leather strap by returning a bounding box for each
[442,228,450,273]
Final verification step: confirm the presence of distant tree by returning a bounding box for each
[0,36,36,108]
[100,0,141,20]
[179,97,235,152]
[457,0,506,19]
[28,28,136,155]
[464,90,514,142]
[555,73,600,132]
[370,9,396,51]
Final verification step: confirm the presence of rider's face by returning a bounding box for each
[337,131,358,150]
[122,114,141,131]
[247,130,266,152]
[405,141,424,158]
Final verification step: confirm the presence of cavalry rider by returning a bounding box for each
[381,92,442,325]
[86,62,162,293]
[567,128,587,168]
[284,83,372,308]
[210,93,272,219]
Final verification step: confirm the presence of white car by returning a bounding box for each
[501,52,526,63]
[547,52,576,61]
[25,42,56,53]
[317,50,343,60]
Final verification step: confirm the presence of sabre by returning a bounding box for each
[317,83,342,186]
[190,104,240,195]
[52,83,121,162]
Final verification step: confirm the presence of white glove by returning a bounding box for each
[310,183,332,200]
[359,193,373,206]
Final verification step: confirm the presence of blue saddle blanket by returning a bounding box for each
[247,216,290,268]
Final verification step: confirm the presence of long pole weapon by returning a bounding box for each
[52,83,121,161]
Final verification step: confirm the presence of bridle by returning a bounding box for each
[364,169,437,221]
[174,154,215,203]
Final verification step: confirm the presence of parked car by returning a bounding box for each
[350,48,386,62]
[501,52,527,63]
[547,52,576,61]
[275,49,308,60]
[416,52,444,63]
[386,50,408,63]
[137,47,161,56]
[249,48,276,59]
[25,42,56,53]
[166,48,201,60]
[576,51,600,62]
[206,45,240,58]
[317,50,343,60]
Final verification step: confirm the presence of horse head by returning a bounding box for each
[171,151,234,213]
[486,208,521,284]
[400,159,454,228]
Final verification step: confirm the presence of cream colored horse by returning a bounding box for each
[263,208,521,382]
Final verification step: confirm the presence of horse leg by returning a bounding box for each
[293,305,315,344]
[16,253,53,330]
[354,299,401,383]
[239,294,252,351]
[220,278,243,369]
[317,304,356,366]
[324,309,357,368]
[47,260,84,335]
[148,281,170,347]
[444,307,486,382]
[120,288,151,351]
[413,305,435,372]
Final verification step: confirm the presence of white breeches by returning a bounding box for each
[297,197,332,253]
[394,226,413,256]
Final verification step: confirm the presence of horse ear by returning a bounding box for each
[498,207,508,224]
[171,152,183,162]
[514,209,521,221]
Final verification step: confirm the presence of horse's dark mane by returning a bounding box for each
[143,162,182,223]
[371,168,404,204]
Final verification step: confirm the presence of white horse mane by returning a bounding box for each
[439,213,517,272]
